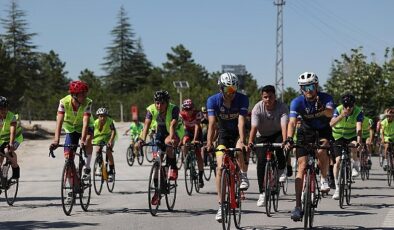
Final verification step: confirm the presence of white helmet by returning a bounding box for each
[298,72,319,86]
[96,107,109,116]
[218,72,239,87]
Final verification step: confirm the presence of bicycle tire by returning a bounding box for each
[388,154,393,187]
[137,148,144,165]
[126,146,135,166]
[220,168,231,230]
[148,161,161,216]
[4,164,19,206]
[165,167,177,211]
[303,169,311,230]
[272,166,280,212]
[184,155,193,196]
[79,174,91,211]
[93,157,103,195]
[145,145,154,163]
[233,170,242,229]
[264,162,272,217]
[107,167,115,193]
[203,154,212,181]
[345,162,352,205]
[339,160,346,209]
[281,175,289,195]
[175,148,183,170]
[61,162,75,216]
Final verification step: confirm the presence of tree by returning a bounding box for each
[282,87,299,106]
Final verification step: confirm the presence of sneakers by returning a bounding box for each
[239,173,249,190]
[168,168,178,180]
[291,206,303,221]
[257,193,265,207]
[215,206,222,222]
[83,168,91,180]
[352,168,359,177]
[320,180,330,193]
[332,188,340,200]
[151,192,160,205]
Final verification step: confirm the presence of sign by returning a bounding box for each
[131,105,138,120]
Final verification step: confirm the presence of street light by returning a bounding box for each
[172,81,189,108]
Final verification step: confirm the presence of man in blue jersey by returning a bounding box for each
[284,72,334,221]
[205,72,249,222]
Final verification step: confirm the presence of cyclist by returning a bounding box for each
[204,72,249,222]
[362,115,374,169]
[201,106,209,142]
[330,93,363,200]
[180,98,204,188]
[247,85,289,207]
[50,80,94,180]
[93,107,117,180]
[0,96,23,179]
[284,72,333,221]
[124,117,144,153]
[381,108,394,170]
[138,90,184,205]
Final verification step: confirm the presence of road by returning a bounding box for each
[0,121,393,229]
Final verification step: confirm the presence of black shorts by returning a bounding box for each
[295,126,333,158]
[217,131,238,148]
[333,137,356,158]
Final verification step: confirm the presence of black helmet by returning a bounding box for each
[0,96,8,108]
[341,93,355,107]
[154,90,170,102]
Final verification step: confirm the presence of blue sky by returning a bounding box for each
[0,0,392,90]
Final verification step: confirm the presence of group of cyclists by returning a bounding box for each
[0,70,393,225]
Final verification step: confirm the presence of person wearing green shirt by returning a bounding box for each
[381,108,394,170]
[124,118,144,153]
[362,115,374,168]
[330,93,363,200]
[93,107,117,178]
[0,96,23,179]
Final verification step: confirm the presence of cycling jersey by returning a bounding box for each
[129,121,144,140]
[0,111,23,145]
[179,110,202,132]
[381,118,394,142]
[93,117,116,145]
[145,103,184,138]
[206,92,249,135]
[58,95,92,133]
[332,105,363,140]
[362,116,373,139]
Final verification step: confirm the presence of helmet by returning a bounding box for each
[341,93,355,107]
[297,72,319,86]
[69,80,89,94]
[182,99,194,110]
[0,96,8,108]
[154,90,170,102]
[96,107,109,116]
[218,72,239,88]
[201,106,207,113]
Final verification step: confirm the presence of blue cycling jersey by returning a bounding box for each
[289,92,334,129]
[206,92,249,133]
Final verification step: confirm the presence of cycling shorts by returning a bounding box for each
[215,132,238,157]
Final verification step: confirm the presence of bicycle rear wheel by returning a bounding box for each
[220,168,231,230]
[126,146,135,166]
[184,155,194,195]
[203,154,212,181]
[4,164,19,205]
[148,161,160,216]
[303,170,311,229]
[145,145,154,163]
[61,163,75,216]
[107,167,115,192]
[233,171,242,229]
[79,173,91,211]
[137,148,144,165]
[165,168,177,211]
[93,158,103,195]
[264,162,273,217]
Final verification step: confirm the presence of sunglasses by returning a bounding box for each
[301,84,316,92]
[222,85,237,94]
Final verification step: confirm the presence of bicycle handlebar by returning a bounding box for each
[253,143,282,148]
[49,144,84,158]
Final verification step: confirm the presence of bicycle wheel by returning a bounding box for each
[345,162,352,205]
[193,159,200,193]
[388,154,393,187]
[264,162,272,217]
[338,161,346,209]
[281,174,289,195]
[184,155,193,195]
[272,166,280,212]
[165,168,177,211]
[93,157,103,195]
[126,145,135,166]
[303,170,311,230]
[175,148,183,170]
[233,171,242,229]
[61,163,75,216]
[137,148,144,165]
[379,147,384,167]
[106,167,115,193]
[203,154,212,181]
[220,168,231,230]
[4,164,19,206]
[145,145,154,163]
[79,172,91,211]
[148,161,160,216]
[251,151,257,164]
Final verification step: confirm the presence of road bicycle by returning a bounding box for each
[0,150,19,205]
[147,144,178,216]
[184,142,203,195]
[93,143,115,195]
[292,143,329,229]
[175,146,184,170]
[144,130,157,163]
[386,142,394,186]
[359,144,370,181]
[126,137,144,166]
[203,148,216,181]
[253,143,283,217]
[49,144,91,216]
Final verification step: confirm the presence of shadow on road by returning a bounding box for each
[0,221,98,230]
[241,225,394,230]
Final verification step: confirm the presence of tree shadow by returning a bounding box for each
[0,221,98,230]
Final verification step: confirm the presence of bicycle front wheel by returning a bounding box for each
[137,148,144,165]
[79,173,91,211]
[148,161,160,216]
[61,162,75,216]
[272,166,280,212]
[338,160,346,209]
[175,148,184,170]
[387,154,393,186]
[126,146,135,166]
[303,170,311,230]
[345,163,352,205]
[203,154,212,181]
[4,165,19,205]
[233,171,242,229]
[184,155,194,195]
[264,162,273,217]
[107,167,115,192]
[165,168,177,211]
[220,168,231,230]
[145,145,154,163]
[93,158,104,195]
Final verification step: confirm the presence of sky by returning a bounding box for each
[0,0,393,90]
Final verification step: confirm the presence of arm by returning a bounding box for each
[381,126,385,143]
[140,118,152,141]
[287,117,297,139]
[109,123,116,144]
[248,125,257,145]
[330,114,344,127]
[53,113,64,144]
[206,116,216,147]
[281,114,288,143]
[237,115,246,145]
[169,118,177,140]
[356,121,362,144]
[81,115,90,144]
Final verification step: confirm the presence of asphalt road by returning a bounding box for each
[0,121,394,229]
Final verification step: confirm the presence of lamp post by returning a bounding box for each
[172,81,190,108]
[117,100,124,122]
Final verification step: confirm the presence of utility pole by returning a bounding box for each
[274,0,285,102]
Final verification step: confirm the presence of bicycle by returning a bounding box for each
[126,137,144,166]
[250,151,257,164]
[214,146,245,230]
[292,143,329,229]
[49,144,91,216]
[0,151,19,205]
[93,143,115,195]
[334,143,357,209]
[145,130,157,163]
[147,143,178,216]
[203,148,216,181]
[385,142,394,186]
[184,142,203,196]
[175,146,184,170]
[253,143,282,217]
[359,144,370,181]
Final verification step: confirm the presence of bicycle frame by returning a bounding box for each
[221,148,242,209]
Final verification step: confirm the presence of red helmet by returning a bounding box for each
[69,80,89,94]
[182,99,194,110]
